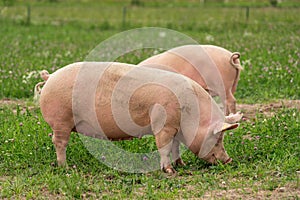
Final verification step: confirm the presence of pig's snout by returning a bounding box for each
[201,131,234,165]
[216,150,232,165]
[203,153,232,165]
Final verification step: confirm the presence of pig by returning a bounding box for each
[138,45,243,115]
[40,62,239,174]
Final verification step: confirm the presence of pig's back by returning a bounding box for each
[40,62,189,139]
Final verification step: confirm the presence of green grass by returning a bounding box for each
[0,0,299,199]
[0,3,299,102]
[0,104,299,199]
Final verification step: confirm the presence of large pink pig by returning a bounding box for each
[40,62,238,174]
[139,45,243,115]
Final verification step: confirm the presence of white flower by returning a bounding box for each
[242,59,251,67]
[159,32,166,38]
[243,31,253,37]
[205,34,214,42]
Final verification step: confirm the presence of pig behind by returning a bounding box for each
[139,45,243,115]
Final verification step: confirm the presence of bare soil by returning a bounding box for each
[0,98,26,106]
[237,99,300,120]
[0,98,37,114]
[202,184,300,200]
[1,98,299,119]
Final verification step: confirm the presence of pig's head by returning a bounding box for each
[202,122,239,165]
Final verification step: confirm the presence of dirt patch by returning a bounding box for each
[0,98,299,119]
[0,98,37,114]
[0,176,10,182]
[202,184,300,200]
[237,99,300,120]
[0,98,27,106]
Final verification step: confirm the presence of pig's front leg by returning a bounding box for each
[155,127,177,174]
[158,141,174,173]
[172,138,186,167]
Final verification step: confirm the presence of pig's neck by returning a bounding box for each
[188,133,204,156]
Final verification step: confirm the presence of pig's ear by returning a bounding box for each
[222,122,239,132]
[225,112,243,124]
[212,122,239,134]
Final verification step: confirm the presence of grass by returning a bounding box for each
[0,3,299,102]
[0,104,299,198]
[0,0,299,199]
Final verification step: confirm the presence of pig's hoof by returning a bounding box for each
[163,165,176,174]
[175,158,186,167]
[57,161,68,168]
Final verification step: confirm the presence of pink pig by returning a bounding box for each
[40,62,239,174]
[139,45,243,115]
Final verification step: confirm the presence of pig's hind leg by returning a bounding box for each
[52,128,71,166]
[226,91,237,115]
[155,127,177,174]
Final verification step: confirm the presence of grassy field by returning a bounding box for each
[0,2,299,101]
[0,0,299,199]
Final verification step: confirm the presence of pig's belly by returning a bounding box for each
[74,110,152,140]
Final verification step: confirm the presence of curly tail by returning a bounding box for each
[33,81,46,104]
[33,69,50,105]
[230,52,243,94]
[40,70,50,81]
[230,52,243,70]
